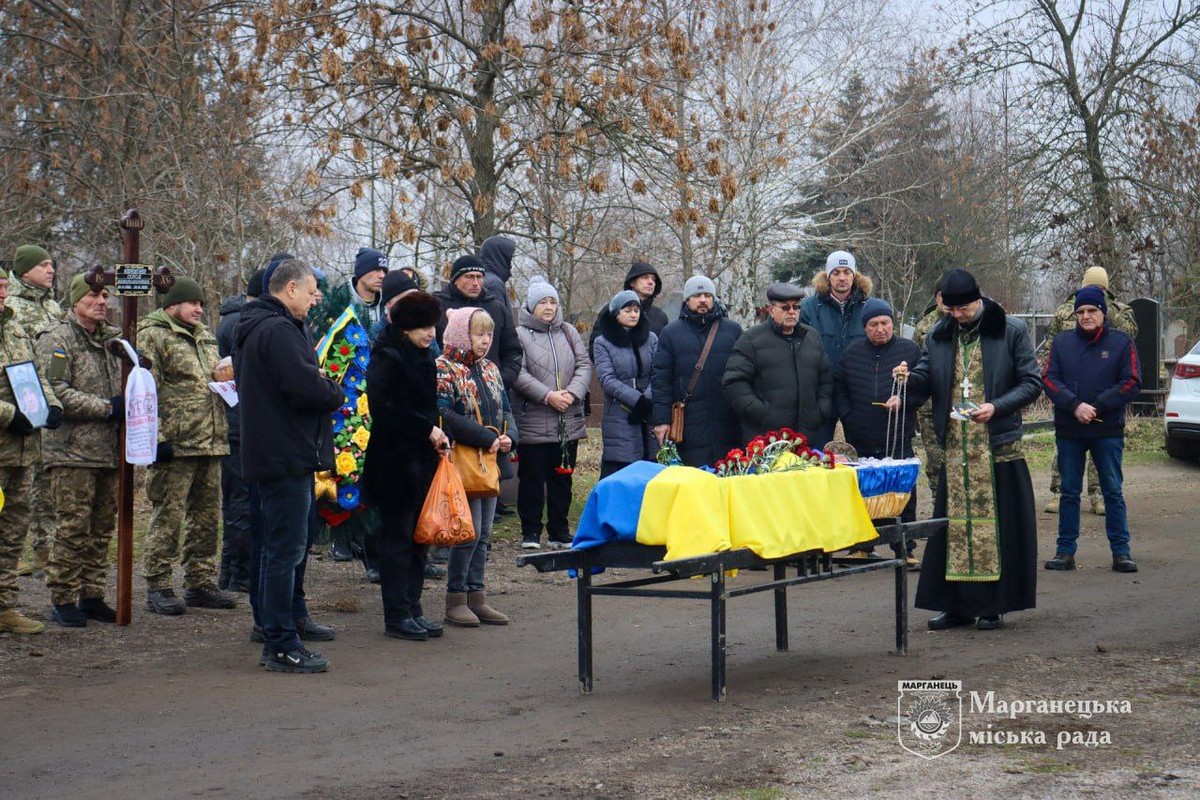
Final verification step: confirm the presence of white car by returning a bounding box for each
[1165,338,1200,460]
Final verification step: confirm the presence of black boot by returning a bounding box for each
[51,603,87,628]
[927,611,975,630]
[78,597,117,623]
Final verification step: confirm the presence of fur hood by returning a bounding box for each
[930,297,1008,342]
[810,270,873,298]
[594,304,651,349]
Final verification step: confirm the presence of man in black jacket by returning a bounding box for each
[723,282,831,444]
[235,259,344,673]
[215,268,265,592]
[896,268,1042,632]
[650,275,742,467]
[834,298,922,564]
[590,260,670,356]
[434,255,522,388]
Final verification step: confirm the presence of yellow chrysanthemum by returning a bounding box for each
[335,450,358,476]
[357,393,370,417]
[313,471,338,501]
[351,426,370,450]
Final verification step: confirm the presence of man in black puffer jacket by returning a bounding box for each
[235,259,345,673]
[650,275,743,467]
[723,282,831,444]
[834,298,923,563]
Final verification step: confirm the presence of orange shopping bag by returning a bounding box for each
[414,453,477,547]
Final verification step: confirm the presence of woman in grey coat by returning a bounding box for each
[512,277,593,549]
[593,290,658,478]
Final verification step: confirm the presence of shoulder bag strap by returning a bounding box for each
[683,320,720,401]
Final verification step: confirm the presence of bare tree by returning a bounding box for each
[955,0,1200,285]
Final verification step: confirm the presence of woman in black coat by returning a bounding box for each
[362,291,448,641]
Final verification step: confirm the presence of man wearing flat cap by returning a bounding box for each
[723,281,832,444]
[894,268,1042,632]
[137,276,237,615]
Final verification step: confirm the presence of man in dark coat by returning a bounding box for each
[479,235,516,305]
[235,258,345,673]
[1042,285,1141,573]
[650,275,743,467]
[835,298,923,564]
[590,260,669,355]
[799,250,873,447]
[723,282,831,443]
[897,268,1042,632]
[214,268,265,593]
[434,255,522,388]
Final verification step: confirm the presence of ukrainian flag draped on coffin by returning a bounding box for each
[573,461,877,561]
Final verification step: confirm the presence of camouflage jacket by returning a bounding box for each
[137,309,229,457]
[6,273,63,337]
[35,314,123,469]
[0,307,62,467]
[1048,290,1138,340]
[911,306,945,350]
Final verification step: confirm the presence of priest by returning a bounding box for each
[893,268,1042,631]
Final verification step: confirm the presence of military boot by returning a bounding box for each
[145,589,186,615]
[0,608,45,634]
[184,584,238,609]
[51,603,88,628]
[78,597,118,623]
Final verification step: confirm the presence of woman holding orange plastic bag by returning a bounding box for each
[362,290,448,642]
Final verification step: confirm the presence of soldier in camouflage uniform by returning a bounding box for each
[137,277,237,615]
[8,245,64,577]
[911,291,946,500]
[35,275,124,627]
[1042,267,1138,516]
[0,271,63,635]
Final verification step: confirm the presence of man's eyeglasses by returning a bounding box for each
[773,303,801,311]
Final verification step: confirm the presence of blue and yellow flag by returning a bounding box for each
[573,462,877,561]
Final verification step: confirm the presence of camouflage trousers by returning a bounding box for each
[0,465,34,612]
[142,456,221,591]
[24,461,55,557]
[918,409,944,499]
[45,467,118,606]
[1049,452,1100,497]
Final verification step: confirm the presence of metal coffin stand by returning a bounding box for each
[517,518,947,702]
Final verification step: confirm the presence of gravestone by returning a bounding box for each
[1130,297,1160,394]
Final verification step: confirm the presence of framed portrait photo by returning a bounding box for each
[5,361,50,427]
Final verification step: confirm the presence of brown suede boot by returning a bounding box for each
[444,592,479,627]
[468,590,508,626]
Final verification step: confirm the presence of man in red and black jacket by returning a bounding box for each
[1042,285,1141,574]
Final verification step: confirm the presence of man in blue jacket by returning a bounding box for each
[1042,286,1141,573]
[799,250,872,447]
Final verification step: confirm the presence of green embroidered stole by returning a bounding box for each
[943,327,1001,582]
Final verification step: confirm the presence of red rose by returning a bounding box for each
[329,363,340,372]
[340,345,351,355]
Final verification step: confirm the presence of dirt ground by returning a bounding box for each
[2,458,1198,800]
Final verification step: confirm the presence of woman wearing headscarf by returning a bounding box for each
[436,307,517,626]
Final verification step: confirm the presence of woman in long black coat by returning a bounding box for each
[362,291,448,641]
